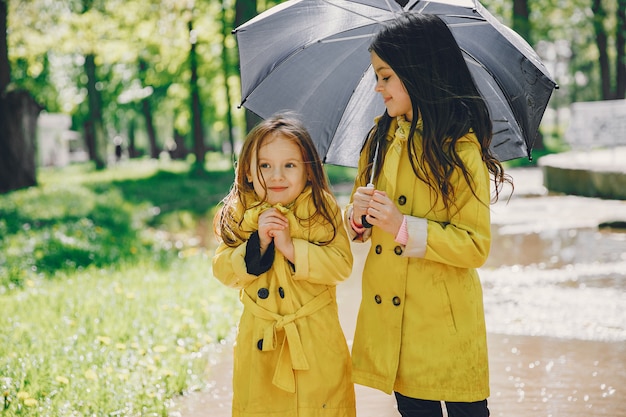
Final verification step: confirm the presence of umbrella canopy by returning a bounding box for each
[234,0,557,166]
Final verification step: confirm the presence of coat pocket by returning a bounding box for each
[435,279,457,335]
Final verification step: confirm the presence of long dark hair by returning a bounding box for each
[362,13,509,209]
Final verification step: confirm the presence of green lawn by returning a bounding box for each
[0,157,236,416]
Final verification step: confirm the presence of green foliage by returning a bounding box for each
[0,159,242,415]
[0,255,240,417]
[7,0,245,158]
[0,159,236,290]
[0,184,154,288]
[324,164,358,184]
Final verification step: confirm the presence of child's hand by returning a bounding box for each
[363,190,404,237]
[352,185,376,225]
[271,224,295,264]
[258,208,288,254]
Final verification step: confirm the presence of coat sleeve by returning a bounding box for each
[421,141,492,269]
[212,240,261,289]
[244,231,275,275]
[292,209,354,285]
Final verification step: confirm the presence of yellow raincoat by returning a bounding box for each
[346,117,491,402]
[213,187,356,417]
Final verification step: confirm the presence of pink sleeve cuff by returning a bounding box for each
[350,211,366,234]
[394,215,408,245]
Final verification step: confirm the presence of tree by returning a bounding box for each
[7,0,244,171]
[511,0,546,151]
[0,0,41,193]
[221,0,236,163]
[234,0,262,136]
[592,0,626,99]
[139,58,160,159]
[189,18,205,168]
[618,0,626,98]
[513,0,531,43]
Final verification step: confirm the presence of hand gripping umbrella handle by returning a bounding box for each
[361,183,375,228]
[361,140,380,229]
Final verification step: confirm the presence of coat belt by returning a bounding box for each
[242,289,333,392]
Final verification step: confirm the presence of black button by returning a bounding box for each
[257,339,264,350]
[394,246,403,256]
[374,294,382,304]
[278,287,285,298]
[257,288,269,299]
[375,245,382,254]
[392,296,401,306]
[398,195,407,205]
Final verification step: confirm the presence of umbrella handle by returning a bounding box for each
[361,183,375,228]
[361,140,380,229]
[361,215,373,228]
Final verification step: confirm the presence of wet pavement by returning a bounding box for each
[172,167,626,417]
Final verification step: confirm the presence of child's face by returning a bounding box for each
[371,51,413,121]
[248,133,308,205]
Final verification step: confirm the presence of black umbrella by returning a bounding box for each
[234,0,557,166]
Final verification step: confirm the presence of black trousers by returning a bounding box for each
[395,392,490,417]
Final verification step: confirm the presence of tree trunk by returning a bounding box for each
[169,127,188,160]
[0,1,41,193]
[221,1,236,164]
[189,19,205,168]
[141,97,159,158]
[592,0,612,99]
[234,0,261,136]
[139,59,159,158]
[0,90,42,193]
[512,0,543,156]
[513,0,531,44]
[0,0,9,91]
[616,0,626,99]
[84,53,106,169]
[127,117,138,158]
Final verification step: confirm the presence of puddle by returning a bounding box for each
[487,227,626,268]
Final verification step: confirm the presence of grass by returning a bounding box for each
[0,256,239,416]
[0,155,357,416]
[0,157,238,416]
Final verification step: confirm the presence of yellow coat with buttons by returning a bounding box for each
[347,118,491,402]
[213,187,356,417]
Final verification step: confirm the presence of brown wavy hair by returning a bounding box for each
[214,114,339,247]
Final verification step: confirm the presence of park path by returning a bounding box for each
[172,168,626,417]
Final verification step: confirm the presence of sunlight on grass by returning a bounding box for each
[0,255,240,416]
[37,159,193,187]
[0,156,357,415]
[0,157,244,416]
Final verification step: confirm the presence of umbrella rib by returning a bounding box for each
[447,19,489,28]
[463,50,515,116]
[318,33,374,44]
[383,0,401,14]
[320,0,395,24]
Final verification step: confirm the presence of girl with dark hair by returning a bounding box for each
[346,13,510,417]
[213,114,356,417]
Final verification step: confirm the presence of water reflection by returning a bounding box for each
[481,181,626,416]
[487,227,626,268]
[483,187,626,343]
[481,217,626,342]
[488,334,626,417]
